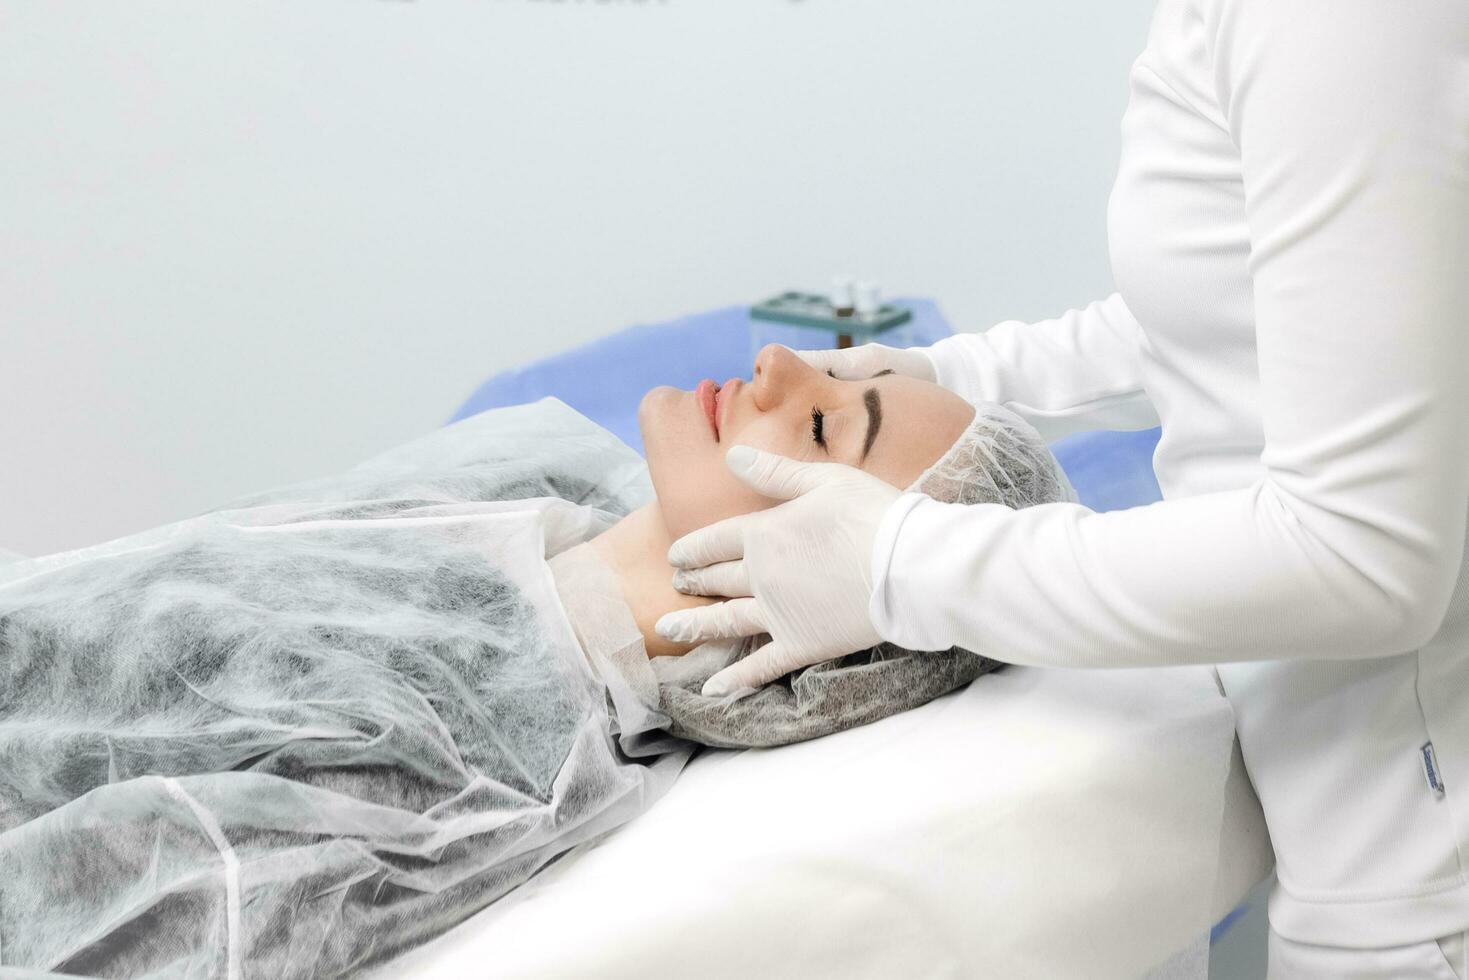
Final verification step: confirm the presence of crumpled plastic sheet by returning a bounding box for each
[0,400,680,978]
[0,394,1078,976]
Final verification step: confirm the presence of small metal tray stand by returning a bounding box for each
[751,291,912,349]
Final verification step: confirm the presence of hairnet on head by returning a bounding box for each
[906,401,1079,508]
[653,400,1079,745]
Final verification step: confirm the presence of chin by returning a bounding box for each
[638,386,682,483]
[637,386,682,458]
[637,387,708,538]
[637,385,680,434]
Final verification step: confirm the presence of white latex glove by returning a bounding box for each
[653,444,901,697]
[794,343,937,383]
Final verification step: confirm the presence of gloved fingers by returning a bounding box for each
[666,513,750,569]
[672,560,750,598]
[701,638,801,697]
[792,347,859,378]
[654,597,767,644]
[724,445,855,502]
[794,343,937,383]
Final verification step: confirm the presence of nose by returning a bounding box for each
[752,343,820,411]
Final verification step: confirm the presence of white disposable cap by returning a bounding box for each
[854,281,881,315]
[829,275,856,309]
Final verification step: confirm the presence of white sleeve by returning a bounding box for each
[924,292,1161,440]
[871,0,1469,668]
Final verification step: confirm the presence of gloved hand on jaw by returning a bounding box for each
[653,444,902,698]
[793,343,938,383]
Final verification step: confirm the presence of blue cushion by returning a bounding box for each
[1051,427,1163,511]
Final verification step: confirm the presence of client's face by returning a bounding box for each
[640,343,977,540]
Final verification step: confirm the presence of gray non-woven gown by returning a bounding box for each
[0,397,1046,978]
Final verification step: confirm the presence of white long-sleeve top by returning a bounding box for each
[870,0,1469,948]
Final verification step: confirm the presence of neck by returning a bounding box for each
[589,502,716,658]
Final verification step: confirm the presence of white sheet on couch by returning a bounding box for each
[373,663,1247,980]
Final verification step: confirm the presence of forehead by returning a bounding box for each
[860,375,975,488]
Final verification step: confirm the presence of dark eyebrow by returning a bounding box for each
[861,386,882,462]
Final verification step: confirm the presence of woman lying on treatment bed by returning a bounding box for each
[0,345,1072,979]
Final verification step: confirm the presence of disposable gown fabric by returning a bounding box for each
[0,396,1023,977]
[0,399,682,978]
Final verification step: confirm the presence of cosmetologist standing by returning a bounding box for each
[656,0,1469,975]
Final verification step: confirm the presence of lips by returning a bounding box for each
[696,379,720,439]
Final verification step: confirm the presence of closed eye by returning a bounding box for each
[827,368,894,379]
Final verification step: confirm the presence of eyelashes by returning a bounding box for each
[811,370,836,447]
[807,366,888,451]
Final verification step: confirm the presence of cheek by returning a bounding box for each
[727,416,803,458]
[639,392,778,540]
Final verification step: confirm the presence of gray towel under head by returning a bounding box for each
[549,541,999,751]
[650,641,1001,749]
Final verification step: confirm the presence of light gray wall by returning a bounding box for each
[1,0,1155,557]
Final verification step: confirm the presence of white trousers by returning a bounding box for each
[1267,926,1468,979]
